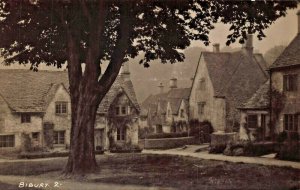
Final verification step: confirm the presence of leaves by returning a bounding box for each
[0,0,298,68]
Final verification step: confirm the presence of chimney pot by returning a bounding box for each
[169,78,177,89]
[213,43,220,53]
[158,82,164,94]
[242,34,253,54]
[119,62,130,81]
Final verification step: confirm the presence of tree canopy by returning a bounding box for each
[0,0,299,175]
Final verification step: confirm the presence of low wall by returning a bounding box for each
[210,132,238,147]
[139,136,195,149]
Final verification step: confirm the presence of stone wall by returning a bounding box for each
[140,136,195,149]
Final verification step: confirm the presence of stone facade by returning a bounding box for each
[189,55,226,132]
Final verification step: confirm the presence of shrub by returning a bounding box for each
[209,145,226,154]
[110,143,143,153]
[276,142,300,161]
[139,126,155,139]
[189,120,214,143]
[276,131,287,143]
[142,132,189,139]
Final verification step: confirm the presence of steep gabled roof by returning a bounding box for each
[201,50,268,108]
[97,77,140,114]
[0,70,68,112]
[270,34,300,69]
[0,69,140,114]
[239,80,270,110]
[141,87,191,116]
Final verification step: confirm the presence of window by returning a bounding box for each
[284,114,298,132]
[55,102,67,114]
[117,128,126,141]
[0,135,15,147]
[32,132,39,142]
[198,78,206,91]
[53,131,65,144]
[180,109,185,118]
[121,106,127,115]
[283,74,298,91]
[21,114,31,123]
[198,102,206,115]
[247,115,258,128]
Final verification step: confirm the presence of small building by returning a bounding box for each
[0,65,140,152]
[189,36,268,132]
[238,80,271,141]
[268,11,300,136]
[141,79,190,133]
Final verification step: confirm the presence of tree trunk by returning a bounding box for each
[64,95,98,175]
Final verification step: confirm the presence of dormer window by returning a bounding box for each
[21,114,31,123]
[180,109,185,118]
[55,102,67,114]
[121,106,127,115]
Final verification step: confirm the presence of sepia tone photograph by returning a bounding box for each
[0,0,299,189]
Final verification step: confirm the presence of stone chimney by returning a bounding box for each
[169,78,177,89]
[119,62,130,81]
[213,43,220,53]
[242,34,254,54]
[297,10,300,34]
[158,82,164,94]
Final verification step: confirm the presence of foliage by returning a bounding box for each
[189,119,214,143]
[138,126,155,139]
[276,131,288,143]
[142,131,189,139]
[171,120,188,133]
[110,143,142,153]
[276,132,300,161]
[1,0,298,174]
[270,89,286,138]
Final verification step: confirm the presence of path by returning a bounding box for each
[143,145,300,169]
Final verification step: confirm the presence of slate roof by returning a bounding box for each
[0,69,139,114]
[200,50,268,110]
[141,88,191,116]
[270,34,300,69]
[239,80,270,110]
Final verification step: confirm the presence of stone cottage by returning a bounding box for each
[189,36,268,132]
[268,10,300,136]
[141,79,191,133]
[238,80,271,141]
[0,65,140,152]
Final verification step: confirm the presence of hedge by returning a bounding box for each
[141,132,189,139]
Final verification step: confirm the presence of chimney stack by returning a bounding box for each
[297,10,300,34]
[119,62,130,81]
[169,78,177,89]
[158,82,164,94]
[242,34,253,54]
[213,43,220,53]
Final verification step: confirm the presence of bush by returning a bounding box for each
[142,132,189,139]
[138,126,155,139]
[189,120,214,143]
[276,131,288,143]
[209,145,226,154]
[276,132,300,161]
[110,143,143,153]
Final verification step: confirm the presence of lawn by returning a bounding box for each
[0,154,299,190]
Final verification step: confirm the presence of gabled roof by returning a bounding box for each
[270,34,300,69]
[200,50,268,108]
[97,76,140,114]
[239,80,270,110]
[0,70,69,112]
[0,69,140,114]
[141,87,191,116]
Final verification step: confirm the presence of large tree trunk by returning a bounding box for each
[64,101,98,174]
